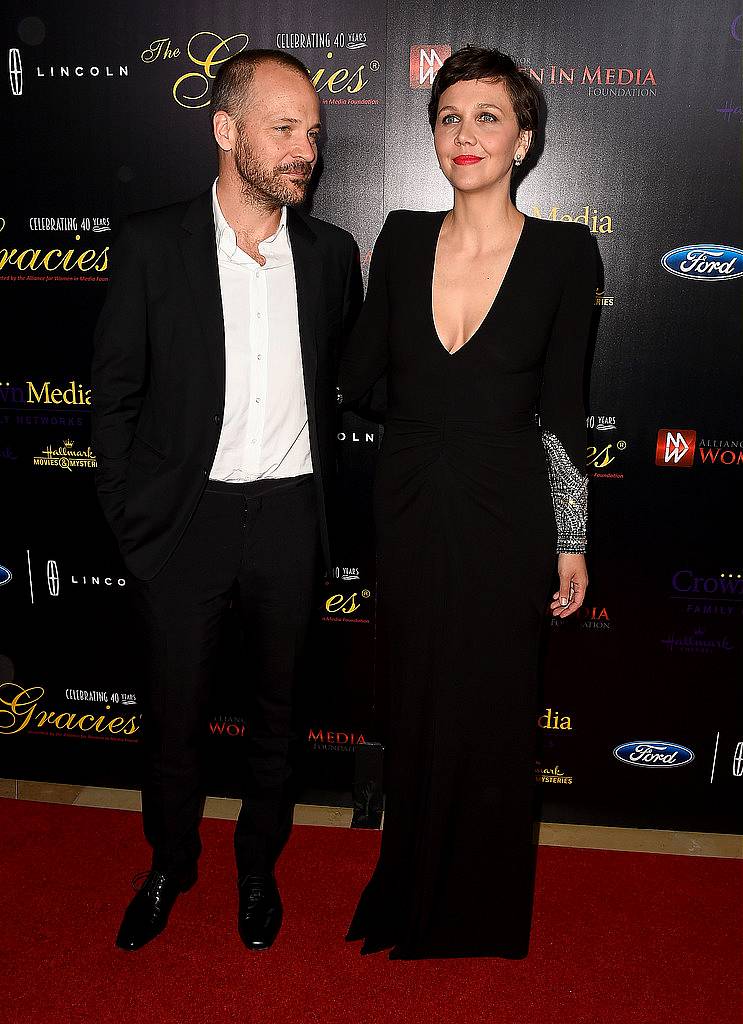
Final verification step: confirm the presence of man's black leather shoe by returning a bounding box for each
[237,873,283,950]
[115,867,197,951]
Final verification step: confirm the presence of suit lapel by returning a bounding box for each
[177,195,321,412]
[179,190,225,394]
[288,208,321,395]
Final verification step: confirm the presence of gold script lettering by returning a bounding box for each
[173,32,249,109]
[0,684,45,735]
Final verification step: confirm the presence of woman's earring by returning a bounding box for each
[513,153,523,166]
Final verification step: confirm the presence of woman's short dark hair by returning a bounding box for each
[427,46,539,138]
[209,49,311,122]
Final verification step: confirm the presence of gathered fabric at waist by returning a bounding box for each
[383,413,539,448]
[374,413,553,532]
[379,415,548,480]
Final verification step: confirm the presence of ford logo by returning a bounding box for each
[661,244,743,281]
[0,564,11,586]
[613,740,695,767]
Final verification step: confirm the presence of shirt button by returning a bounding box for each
[255,397,261,404]
[250,439,257,445]
[257,354,262,361]
[256,312,261,319]
[213,414,220,423]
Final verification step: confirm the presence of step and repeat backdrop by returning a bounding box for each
[1,0,741,832]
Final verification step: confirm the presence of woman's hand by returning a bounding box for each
[550,553,588,618]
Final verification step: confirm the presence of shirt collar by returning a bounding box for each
[211,178,289,262]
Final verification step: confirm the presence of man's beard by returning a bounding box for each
[233,128,312,210]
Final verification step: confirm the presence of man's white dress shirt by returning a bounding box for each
[209,179,312,482]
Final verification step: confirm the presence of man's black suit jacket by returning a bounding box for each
[91,188,362,581]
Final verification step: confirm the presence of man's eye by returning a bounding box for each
[276,125,291,132]
[309,132,320,143]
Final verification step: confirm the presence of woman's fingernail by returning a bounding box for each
[560,598,568,606]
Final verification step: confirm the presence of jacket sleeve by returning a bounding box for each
[339,235,364,366]
[538,225,598,554]
[337,212,396,411]
[90,218,147,536]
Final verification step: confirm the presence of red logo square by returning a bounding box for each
[409,45,451,89]
[655,429,696,467]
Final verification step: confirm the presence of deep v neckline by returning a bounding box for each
[430,211,528,357]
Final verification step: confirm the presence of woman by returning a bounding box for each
[339,47,597,960]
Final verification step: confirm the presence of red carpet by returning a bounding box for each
[1,801,741,1024]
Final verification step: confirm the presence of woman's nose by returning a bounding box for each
[454,121,477,146]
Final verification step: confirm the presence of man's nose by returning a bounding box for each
[293,134,317,163]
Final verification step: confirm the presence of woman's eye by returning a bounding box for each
[440,112,497,125]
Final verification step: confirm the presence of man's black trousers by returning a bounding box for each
[130,473,319,878]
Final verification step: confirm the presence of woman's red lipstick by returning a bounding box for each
[452,155,483,165]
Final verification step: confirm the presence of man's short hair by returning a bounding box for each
[209,49,312,123]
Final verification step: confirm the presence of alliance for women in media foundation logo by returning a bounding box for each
[656,429,743,467]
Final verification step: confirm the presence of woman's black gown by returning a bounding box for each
[339,210,597,959]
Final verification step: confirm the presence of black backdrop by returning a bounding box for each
[1,0,741,833]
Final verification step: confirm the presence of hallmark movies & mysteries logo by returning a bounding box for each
[535,763,574,785]
[33,438,96,471]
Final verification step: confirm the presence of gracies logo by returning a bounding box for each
[141,32,249,108]
[0,683,139,739]
[143,31,378,108]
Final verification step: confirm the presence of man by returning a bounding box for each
[91,49,362,952]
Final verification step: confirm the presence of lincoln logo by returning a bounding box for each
[46,560,60,597]
[655,428,696,467]
[8,48,22,96]
[0,564,11,587]
[409,44,451,89]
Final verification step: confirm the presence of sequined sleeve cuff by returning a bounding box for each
[540,430,588,554]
